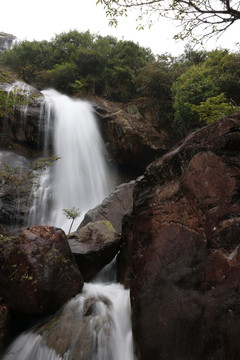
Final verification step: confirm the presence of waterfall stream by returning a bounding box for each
[1,88,135,359]
[28,89,111,233]
[2,281,135,360]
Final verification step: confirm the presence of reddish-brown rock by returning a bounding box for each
[121,115,240,360]
[0,303,9,355]
[0,226,83,314]
[68,220,121,281]
[93,98,168,172]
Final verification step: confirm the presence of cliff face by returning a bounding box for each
[0,33,16,53]
[0,79,44,150]
[91,97,169,173]
[118,114,240,360]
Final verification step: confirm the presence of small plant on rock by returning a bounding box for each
[62,207,81,234]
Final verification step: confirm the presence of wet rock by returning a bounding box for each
[122,114,240,359]
[0,226,83,314]
[35,287,114,360]
[0,151,30,229]
[0,303,9,354]
[0,81,44,148]
[79,180,136,233]
[93,98,167,172]
[69,220,121,281]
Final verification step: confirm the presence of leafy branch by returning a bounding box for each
[62,207,81,234]
[0,156,59,200]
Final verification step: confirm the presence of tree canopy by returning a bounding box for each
[1,31,240,142]
[97,0,240,42]
[0,31,154,102]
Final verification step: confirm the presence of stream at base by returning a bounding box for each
[2,282,135,360]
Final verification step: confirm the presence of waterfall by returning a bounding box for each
[1,88,135,359]
[28,89,111,233]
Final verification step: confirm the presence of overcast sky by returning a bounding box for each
[1,0,240,56]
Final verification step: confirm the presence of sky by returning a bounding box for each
[1,0,240,57]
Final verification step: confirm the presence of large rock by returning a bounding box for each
[93,98,168,172]
[68,220,121,281]
[121,114,240,360]
[0,226,83,314]
[79,180,135,233]
[0,33,16,53]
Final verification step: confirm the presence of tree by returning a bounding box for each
[0,156,59,200]
[0,40,53,83]
[62,207,81,234]
[172,49,240,137]
[97,0,240,42]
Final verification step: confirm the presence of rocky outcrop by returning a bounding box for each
[68,220,121,281]
[120,114,240,360]
[0,81,44,148]
[0,33,16,53]
[93,98,168,172]
[0,151,30,229]
[0,226,83,314]
[79,180,136,233]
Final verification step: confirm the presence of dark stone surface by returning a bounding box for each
[0,226,83,314]
[93,97,168,172]
[69,220,121,281]
[79,180,135,233]
[121,114,240,360]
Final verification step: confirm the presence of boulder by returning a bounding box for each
[93,98,168,172]
[68,220,121,281]
[31,285,116,360]
[0,226,83,314]
[121,114,240,360]
[0,303,9,355]
[79,180,136,233]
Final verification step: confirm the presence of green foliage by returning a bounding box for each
[0,89,27,119]
[0,31,154,102]
[0,40,53,83]
[62,207,81,234]
[1,30,240,140]
[36,62,77,92]
[172,50,240,137]
[191,94,239,125]
[0,156,59,200]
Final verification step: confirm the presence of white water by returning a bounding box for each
[1,88,135,360]
[2,283,134,360]
[28,89,111,233]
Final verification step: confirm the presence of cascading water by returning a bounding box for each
[1,88,135,360]
[2,280,135,360]
[28,89,111,233]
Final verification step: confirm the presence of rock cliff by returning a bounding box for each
[0,33,16,53]
[119,114,240,360]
